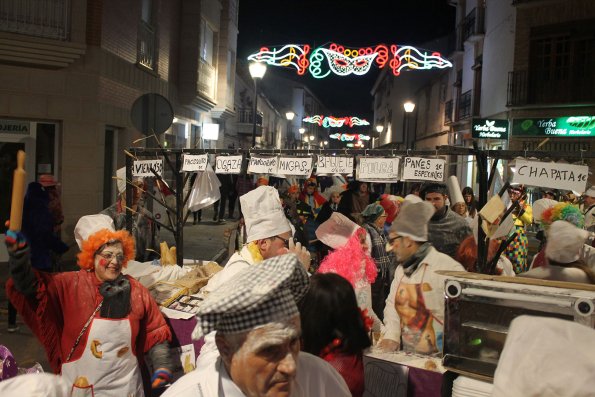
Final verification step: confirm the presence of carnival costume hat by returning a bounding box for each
[545,220,590,264]
[191,253,309,339]
[493,316,595,397]
[240,186,291,242]
[316,212,359,249]
[540,202,584,230]
[38,174,59,187]
[390,201,435,242]
[446,175,465,206]
[532,198,559,224]
[584,186,595,198]
[74,214,135,270]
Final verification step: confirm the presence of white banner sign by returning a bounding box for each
[357,157,400,180]
[132,159,163,177]
[181,154,208,172]
[277,157,313,177]
[512,159,589,193]
[215,155,243,174]
[248,156,278,174]
[316,155,354,175]
[401,157,445,181]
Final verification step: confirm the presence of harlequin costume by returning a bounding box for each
[299,177,327,218]
[504,186,533,274]
[6,214,172,396]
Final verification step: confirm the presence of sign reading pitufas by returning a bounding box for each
[472,118,509,139]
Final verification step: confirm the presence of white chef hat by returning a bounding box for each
[74,214,116,250]
[446,175,465,205]
[492,315,595,397]
[545,220,590,263]
[191,253,309,340]
[315,212,360,249]
[240,186,291,242]
[584,186,595,197]
[390,201,435,242]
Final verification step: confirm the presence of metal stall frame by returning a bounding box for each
[125,146,594,272]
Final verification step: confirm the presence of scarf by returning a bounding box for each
[402,242,432,277]
[99,274,131,318]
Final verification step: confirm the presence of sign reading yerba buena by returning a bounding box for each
[512,116,595,137]
[472,118,509,139]
[512,159,589,193]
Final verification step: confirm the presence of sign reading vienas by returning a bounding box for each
[132,159,164,177]
[472,118,509,139]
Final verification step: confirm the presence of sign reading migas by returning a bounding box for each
[471,118,508,139]
[512,116,595,137]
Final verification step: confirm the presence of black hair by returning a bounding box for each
[462,186,477,217]
[420,182,447,200]
[299,273,371,356]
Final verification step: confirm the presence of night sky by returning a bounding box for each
[237,0,456,116]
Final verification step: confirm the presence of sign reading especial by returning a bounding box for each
[512,116,595,137]
[471,118,508,139]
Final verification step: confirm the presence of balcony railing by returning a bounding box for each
[236,108,263,135]
[457,90,472,121]
[0,0,70,40]
[446,25,464,55]
[462,7,485,42]
[138,20,155,70]
[198,60,216,100]
[444,100,453,124]
[507,69,595,106]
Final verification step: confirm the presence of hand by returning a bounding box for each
[4,221,27,251]
[288,238,311,271]
[377,338,400,353]
[150,368,172,389]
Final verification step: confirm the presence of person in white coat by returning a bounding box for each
[161,254,351,397]
[378,201,465,354]
[199,186,311,297]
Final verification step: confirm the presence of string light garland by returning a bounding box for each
[248,42,452,78]
[303,115,370,128]
[329,133,371,142]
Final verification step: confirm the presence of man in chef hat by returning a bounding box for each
[163,254,351,397]
[582,186,595,232]
[199,186,311,297]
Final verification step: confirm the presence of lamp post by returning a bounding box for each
[249,62,267,148]
[403,101,416,150]
[285,111,295,149]
[299,127,306,149]
[374,125,384,148]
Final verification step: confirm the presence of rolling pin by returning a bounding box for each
[8,150,26,231]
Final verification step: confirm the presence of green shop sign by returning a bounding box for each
[472,118,509,139]
[512,116,595,137]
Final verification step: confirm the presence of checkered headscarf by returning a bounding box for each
[191,254,309,340]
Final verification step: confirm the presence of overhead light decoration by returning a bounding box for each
[329,133,371,142]
[247,42,452,78]
[303,115,370,128]
[346,142,365,148]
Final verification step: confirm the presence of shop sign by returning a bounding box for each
[316,155,354,175]
[471,118,508,139]
[512,116,595,137]
[357,157,400,181]
[215,155,243,174]
[277,157,313,177]
[248,156,278,174]
[402,157,445,181]
[512,159,588,193]
[132,159,163,177]
[0,120,30,135]
[181,154,208,172]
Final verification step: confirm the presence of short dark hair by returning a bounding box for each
[299,273,371,356]
[420,183,447,199]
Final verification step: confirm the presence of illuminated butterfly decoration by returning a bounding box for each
[247,43,452,79]
[303,115,370,128]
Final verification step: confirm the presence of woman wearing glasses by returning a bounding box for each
[5,214,173,396]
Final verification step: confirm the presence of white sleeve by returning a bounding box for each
[381,266,402,342]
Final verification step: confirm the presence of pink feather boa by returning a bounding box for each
[318,228,378,287]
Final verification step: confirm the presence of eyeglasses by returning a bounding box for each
[272,235,294,248]
[388,236,403,245]
[97,251,125,264]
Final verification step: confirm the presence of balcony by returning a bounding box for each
[0,0,70,40]
[138,20,155,70]
[446,25,464,56]
[457,90,472,121]
[507,69,595,106]
[444,100,454,125]
[462,7,485,43]
[236,108,263,136]
[197,60,216,100]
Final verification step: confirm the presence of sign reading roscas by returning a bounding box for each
[472,118,508,139]
[512,116,595,137]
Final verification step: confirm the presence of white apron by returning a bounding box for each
[61,317,144,397]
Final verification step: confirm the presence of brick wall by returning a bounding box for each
[101,0,140,64]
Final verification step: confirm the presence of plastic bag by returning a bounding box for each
[187,164,221,212]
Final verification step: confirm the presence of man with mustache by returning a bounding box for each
[162,254,351,396]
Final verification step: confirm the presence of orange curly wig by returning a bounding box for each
[76,229,136,270]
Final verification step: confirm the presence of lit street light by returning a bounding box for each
[403,101,416,150]
[285,111,295,148]
[249,62,267,147]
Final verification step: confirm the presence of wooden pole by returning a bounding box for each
[9,150,26,231]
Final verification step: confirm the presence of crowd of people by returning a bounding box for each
[3,171,595,396]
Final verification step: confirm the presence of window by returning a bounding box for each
[201,19,214,65]
[141,0,152,23]
[138,0,156,69]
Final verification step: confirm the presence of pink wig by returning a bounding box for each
[317,228,377,287]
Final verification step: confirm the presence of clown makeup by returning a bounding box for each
[94,242,124,282]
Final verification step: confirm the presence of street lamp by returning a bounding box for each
[249,62,267,147]
[285,111,295,121]
[285,111,295,148]
[374,125,384,149]
[403,101,416,150]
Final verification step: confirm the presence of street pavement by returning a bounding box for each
[0,205,235,373]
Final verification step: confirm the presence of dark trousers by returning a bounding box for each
[228,191,238,218]
[8,301,17,325]
[371,274,391,321]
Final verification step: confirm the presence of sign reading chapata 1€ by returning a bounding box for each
[512,159,589,193]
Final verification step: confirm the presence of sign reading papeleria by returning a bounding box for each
[248,43,452,78]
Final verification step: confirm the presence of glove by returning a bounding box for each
[4,221,27,250]
[150,368,172,389]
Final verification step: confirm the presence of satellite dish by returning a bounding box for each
[130,93,174,136]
